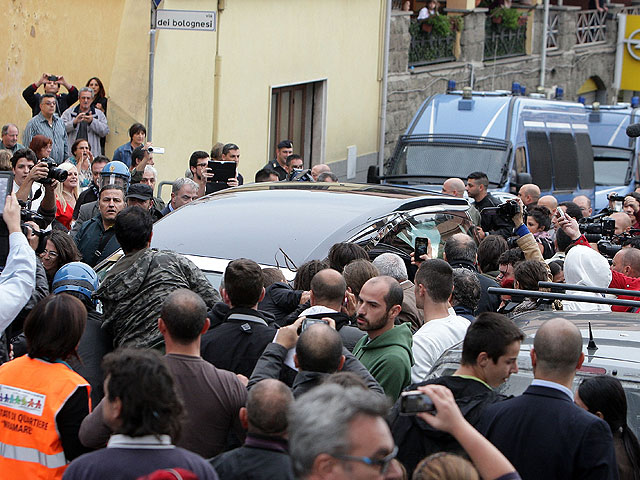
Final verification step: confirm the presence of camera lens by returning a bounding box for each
[147,147,154,153]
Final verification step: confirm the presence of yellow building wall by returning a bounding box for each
[1,0,149,160]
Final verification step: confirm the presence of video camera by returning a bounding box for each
[481,199,522,221]
[290,168,314,182]
[578,214,616,242]
[36,158,68,185]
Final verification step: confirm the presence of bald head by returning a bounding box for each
[572,195,592,218]
[364,275,404,310]
[442,178,466,198]
[610,212,632,235]
[247,379,294,435]
[533,318,583,378]
[518,184,541,206]
[296,323,344,373]
[310,268,347,308]
[613,247,640,277]
[444,233,477,263]
[538,195,558,213]
[311,164,331,181]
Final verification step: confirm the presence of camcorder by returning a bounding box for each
[578,214,636,258]
[290,168,314,182]
[47,75,59,82]
[481,199,523,221]
[36,158,68,185]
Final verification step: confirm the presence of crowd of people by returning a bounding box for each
[0,75,640,479]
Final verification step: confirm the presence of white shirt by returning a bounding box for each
[0,232,36,334]
[13,179,45,213]
[411,312,470,383]
[530,379,574,401]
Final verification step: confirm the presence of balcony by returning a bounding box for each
[408,19,456,66]
[576,9,607,45]
[484,16,527,60]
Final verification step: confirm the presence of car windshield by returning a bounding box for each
[389,136,509,186]
[593,147,632,186]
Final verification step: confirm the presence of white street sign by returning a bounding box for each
[156,9,216,31]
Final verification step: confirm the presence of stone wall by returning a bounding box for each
[385,6,620,159]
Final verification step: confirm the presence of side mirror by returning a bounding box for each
[367,165,381,184]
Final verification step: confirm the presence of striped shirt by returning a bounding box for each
[23,112,69,163]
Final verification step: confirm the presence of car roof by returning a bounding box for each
[150,182,469,267]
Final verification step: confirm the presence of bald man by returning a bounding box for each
[612,247,640,278]
[480,319,617,479]
[572,195,592,218]
[443,177,481,225]
[610,212,632,235]
[518,183,540,208]
[310,164,331,181]
[538,195,558,214]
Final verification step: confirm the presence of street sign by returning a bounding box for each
[156,9,216,31]
[152,0,162,7]
[614,14,640,91]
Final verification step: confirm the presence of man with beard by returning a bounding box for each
[189,150,212,198]
[352,276,413,400]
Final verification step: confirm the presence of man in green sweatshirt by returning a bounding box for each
[352,276,413,400]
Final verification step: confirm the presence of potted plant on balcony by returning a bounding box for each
[421,14,452,36]
[490,7,523,30]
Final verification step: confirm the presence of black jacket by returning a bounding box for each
[22,83,78,117]
[258,282,302,323]
[474,193,514,238]
[448,259,501,314]
[390,375,506,476]
[303,311,365,353]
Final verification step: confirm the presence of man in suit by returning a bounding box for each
[479,318,618,480]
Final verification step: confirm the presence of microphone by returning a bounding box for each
[626,123,640,138]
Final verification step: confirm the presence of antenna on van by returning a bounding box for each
[587,321,598,351]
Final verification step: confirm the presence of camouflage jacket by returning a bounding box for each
[95,248,220,349]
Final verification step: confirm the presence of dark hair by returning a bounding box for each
[444,234,477,263]
[286,154,302,167]
[322,372,368,390]
[414,259,453,303]
[255,168,277,183]
[10,148,37,169]
[293,260,328,291]
[558,201,583,220]
[514,260,548,291]
[548,260,563,278]
[451,268,481,311]
[41,93,56,102]
[317,172,339,182]
[247,379,293,435]
[103,349,183,440]
[296,323,343,373]
[128,123,146,139]
[555,228,572,253]
[114,206,153,254]
[28,135,52,159]
[189,150,209,169]
[498,247,525,267]
[160,289,207,343]
[477,235,508,273]
[467,171,489,188]
[222,143,239,155]
[342,259,379,298]
[262,268,286,288]
[92,155,109,167]
[277,140,293,150]
[224,258,264,308]
[24,294,87,360]
[372,276,404,311]
[71,138,91,157]
[578,376,640,479]
[86,77,106,98]
[210,142,224,161]
[527,206,551,231]
[44,230,81,280]
[327,242,369,273]
[99,184,125,198]
[131,146,147,168]
[622,236,640,249]
[310,269,346,304]
[461,312,524,364]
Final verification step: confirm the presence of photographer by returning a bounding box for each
[0,194,36,334]
[11,149,57,227]
[22,73,78,117]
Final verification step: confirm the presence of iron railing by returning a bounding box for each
[576,9,607,45]
[622,5,640,15]
[547,11,559,50]
[392,0,404,10]
[408,20,456,67]
[484,18,527,60]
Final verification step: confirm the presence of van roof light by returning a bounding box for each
[462,87,472,99]
[512,82,520,95]
[447,80,456,93]
[555,87,564,100]
[632,96,640,108]
[592,102,600,111]
[578,96,586,104]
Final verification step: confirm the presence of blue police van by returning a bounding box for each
[377,88,596,205]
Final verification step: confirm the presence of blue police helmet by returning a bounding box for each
[100,161,131,190]
[52,262,99,305]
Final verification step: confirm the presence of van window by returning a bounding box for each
[525,131,553,191]
[549,132,579,191]
[515,147,527,174]
[575,133,595,189]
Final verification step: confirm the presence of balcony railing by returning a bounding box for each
[622,5,640,15]
[408,21,456,67]
[484,18,527,60]
[547,12,559,50]
[576,9,607,45]
[392,0,404,10]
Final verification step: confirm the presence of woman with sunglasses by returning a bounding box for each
[40,230,80,288]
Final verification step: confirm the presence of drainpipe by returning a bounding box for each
[213,0,225,143]
[378,0,392,177]
[539,0,550,89]
[147,3,157,141]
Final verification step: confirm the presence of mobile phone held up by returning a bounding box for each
[415,237,429,258]
[399,391,436,415]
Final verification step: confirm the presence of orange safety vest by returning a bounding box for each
[0,355,91,480]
